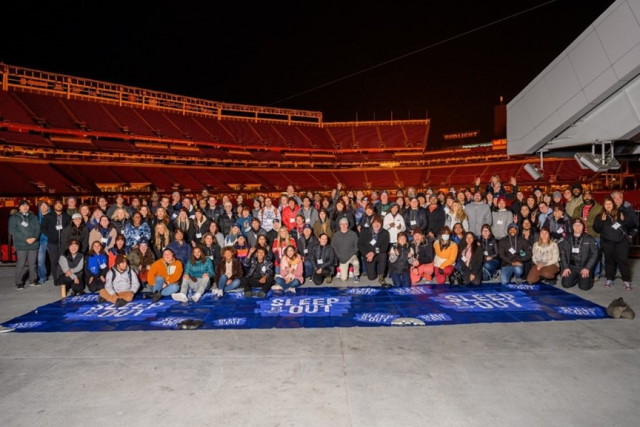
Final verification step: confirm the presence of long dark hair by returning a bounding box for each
[459,232,479,255]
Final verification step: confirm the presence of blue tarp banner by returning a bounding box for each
[2,283,608,332]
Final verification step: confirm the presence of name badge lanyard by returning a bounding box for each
[509,235,518,254]
[572,235,582,253]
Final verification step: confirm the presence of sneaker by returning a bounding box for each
[326,276,333,284]
[35,282,45,287]
[171,293,188,303]
[624,282,632,291]
[604,280,613,288]
[255,291,266,298]
[244,291,254,298]
[353,276,360,284]
[271,284,283,292]
[16,284,24,290]
[286,287,296,294]
[192,293,202,302]
[114,298,127,308]
[151,291,162,304]
[97,296,106,303]
[29,281,38,287]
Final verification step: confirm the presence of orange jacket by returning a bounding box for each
[148,258,184,285]
[434,241,458,269]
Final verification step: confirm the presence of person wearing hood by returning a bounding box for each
[543,205,571,243]
[497,223,532,285]
[9,200,40,289]
[36,201,50,285]
[99,254,140,307]
[491,196,512,240]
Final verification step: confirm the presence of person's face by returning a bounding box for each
[133,214,141,225]
[380,193,388,203]
[279,228,287,238]
[131,198,140,208]
[372,221,382,233]
[296,217,304,226]
[224,203,232,212]
[252,220,260,230]
[19,204,30,214]
[521,206,530,216]
[265,198,272,207]
[257,236,267,246]
[195,211,203,221]
[98,198,107,208]
[498,200,506,210]
[116,238,125,249]
[517,191,524,201]
[572,188,581,197]
[522,220,531,230]
[303,228,312,238]
[98,216,109,228]
[192,248,202,259]
[175,231,184,242]
[583,192,592,202]
[473,193,482,203]
[161,198,170,208]
[397,235,407,245]
[54,202,63,212]
[116,196,124,205]
[553,209,563,219]
[508,227,518,237]
[465,234,474,245]
[365,207,373,216]
[319,235,328,245]
[208,223,218,233]
[209,197,217,207]
[40,203,49,214]
[139,243,148,253]
[340,221,348,232]
[573,221,584,235]
[288,200,295,209]
[390,206,399,215]
[183,199,191,209]
[563,190,572,201]
[163,251,174,263]
[287,185,295,194]
[69,242,79,254]
[254,200,261,209]
[157,224,166,234]
[453,224,463,235]
[429,196,438,206]
[413,233,423,244]
[540,229,550,242]
[67,198,77,208]
[223,250,233,261]
[410,199,418,209]
[482,228,491,239]
[604,200,614,212]
[237,195,244,204]
[80,206,90,216]
[117,260,128,271]
[73,217,82,226]
[457,192,465,202]
[286,246,296,258]
[539,204,548,213]
[256,250,265,262]
[172,193,180,203]
[273,222,281,231]
[612,193,623,207]
[418,196,426,205]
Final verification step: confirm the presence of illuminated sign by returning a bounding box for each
[443,130,479,141]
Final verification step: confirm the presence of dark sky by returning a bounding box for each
[2,0,614,148]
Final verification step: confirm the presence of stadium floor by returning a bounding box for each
[1,260,639,426]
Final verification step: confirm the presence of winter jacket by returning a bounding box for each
[358,227,390,257]
[88,226,118,251]
[9,211,40,251]
[85,253,108,277]
[310,244,336,273]
[215,258,244,282]
[105,266,140,295]
[403,207,428,233]
[331,229,359,263]
[464,202,492,237]
[41,211,71,244]
[497,235,532,266]
[383,212,406,244]
[148,258,184,285]
[127,248,156,273]
[559,233,598,271]
[184,258,214,279]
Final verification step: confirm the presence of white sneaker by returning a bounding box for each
[171,293,188,303]
[191,292,202,302]
[272,284,283,292]
[286,287,296,294]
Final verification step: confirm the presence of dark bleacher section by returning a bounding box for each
[136,110,186,139]
[93,139,139,153]
[402,124,428,148]
[298,126,335,149]
[353,126,380,149]
[250,122,288,146]
[218,120,263,146]
[101,104,155,136]
[378,125,407,148]
[14,93,79,130]
[0,163,43,194]
[193,117,235,143]
[0,91,34,125]
[0,130,54,148]
[325,127,353,150]
[18,162,75,193]
[165,115,215,141]
[64,99,122,133]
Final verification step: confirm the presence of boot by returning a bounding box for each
[379,275,391,288]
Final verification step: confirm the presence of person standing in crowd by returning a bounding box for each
[58,239,85,296]
[246,218,266,248]
[41,199,71,286]
[281,197,301,232]
[332,217,360,284]
[107,234,128,268]
[89,216,118,252]
[192,209,211,243]
[310,233,336,286]
[544,205,571,242]
[9,200,40,289]
[594,197,635,290]
[173,208,195,244]
[259,197,280,233]
[313,209,333,241]
[536,202,551,229]
[106,194,129,218]
[498,223,532,285]
[426,194,446,239]
[66,196,79,217]
[611,190,639,241]
[218,201,237,236]
[560,218,599,291]
[98,254,140,307]
[61,213,89,253]
[564,184,584,217]
[445,200,468,232]
[297,224,318,281]
[526,228,560,284]
[572,190,603,279]
[36,201,50,285]
[375,190,392,217]
[408,228,435,284]
[110,207,130,234]
[403,197,428,234]
[214,246,243,297]
[456,232,483,286]
[464,191,492,237]
[148,248,183,303]
[383,202,406,244]
[358,203,377,233]
[491,196,512,240]
[127,237,155,286]
[241,247,274,298]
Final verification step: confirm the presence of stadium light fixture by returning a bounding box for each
[574,140,621,172]
[524,150,545,181]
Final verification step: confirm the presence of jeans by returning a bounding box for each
[274,277,301,289]
[500,265,524,285]
[37,243,48,283]
[218,275,242,292]
[303,260,313,279]
[594,237,602,278]
[390,271,411,287]
[153,276,180,296]
[482,259,500,281]
[15,249,38,286]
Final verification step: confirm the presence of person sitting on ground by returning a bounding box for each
[332,217,361,284]
[479,224,500,281]
[433,226,458,285]
[89,215,118,252]
[127,237,156,286]
[274,245,304,294]
[85,241,109,292]
[456,232,483,286]
[241,247,274,298]
[560,218,599,291]
[526,228,560,285]
[214,246,243,297]
[310,233,336,286]
[58,239,85,296]
[172,246,214,303]
[107,234,128,268]
[388,232,412,288]
[408,228,435,285]
[98,254,140,307]
[167,228,191,267]
[148,248,184,303]
[497,223,532,285]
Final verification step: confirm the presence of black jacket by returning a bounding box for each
[41,211,71,244]
[296,234,319,259]
[358,227,390,257]
[403,207,428,233]
[426,205,445,236]
[409,239,435,264]
[559,233,598,271]
[497,235,532,266]
[594,212,635,243]
[457,244,484,276]
[479,236,499,260]
[310,244,336,273]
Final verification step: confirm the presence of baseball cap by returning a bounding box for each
[72,213,82,220]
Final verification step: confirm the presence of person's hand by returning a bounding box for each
[412,260,419,267]
[162,282,169,289]
[73,278,79,285]
[562,268,571,277]
[226,279,232,286]
[580,268,590,278]
[366,252,374,262]
[601,212,607,220]
[396,224,402,230]
[183,274,189,281]
[65,271,72,277]
[510,177,517,186]
[202,274,209,279]
[512,262,522,266]
[513,214,519,223]
[88,277,94,284]
[249,247,256,255]
[394,248,399,256]
[470,274,475,281]
[316,268,322,274]
[438,268,445,275]
[428,232,435,239]
[486,256,493,261]
[475,177,481,186]
[26,238,36,244]
[100,276,106,283]
[259,276,266,284]
[536,263,544,271]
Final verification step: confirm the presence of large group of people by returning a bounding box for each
[8,177,638,308]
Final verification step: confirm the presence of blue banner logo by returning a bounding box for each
[355,312,400,324]
[418,313,453,323]
[150,317,194,328]
[213,318,247,326]
[555,306,605,317]
[504,283,540,291]
[65,300,177,321]
[389,286,432,296]
[6,321,45,330]
[256,296,351,317]
[432,291,541,312]
[345,287,380,296]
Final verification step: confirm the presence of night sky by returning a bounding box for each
[2,0,614,148]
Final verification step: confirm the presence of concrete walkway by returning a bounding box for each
[1,261,639,426]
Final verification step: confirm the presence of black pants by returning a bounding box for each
[561,265,594,290]
[241,276,274,293]
[48,243,62,285]
[364,253,387,280]
[602,239,631,282]
[86,274,106,292]
[312,267,333,286]
[59,273,86,294]
[460,264,482,285]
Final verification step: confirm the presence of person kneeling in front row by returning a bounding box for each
[241,247,274,298]
[98,254,140,307]
[148,248,184,303]
[559,218,598,291]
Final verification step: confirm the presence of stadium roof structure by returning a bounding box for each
[507,0,640,168]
